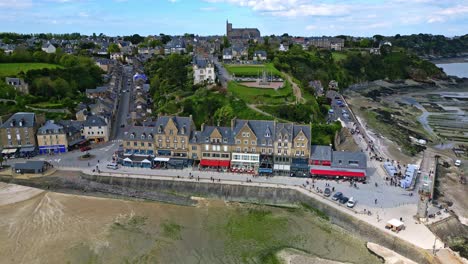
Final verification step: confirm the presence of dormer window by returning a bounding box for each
[181,125,186,135]
[205,137,209,142]
[148,134,153,139]
[223,138,227,143]
[158,125,163,133]
[130,133,135,139]
[141,134,145,140]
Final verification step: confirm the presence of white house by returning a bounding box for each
[253,50,267,61]
[82,115,109,142]
[279,43,289,52]
[222,48,233,61]
[193,58,215,85]
[41,42,56,54]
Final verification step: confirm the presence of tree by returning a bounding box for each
[0,155,3,167]
[107,43,120,53]
[214,105,234,126]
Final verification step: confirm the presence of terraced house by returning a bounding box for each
[0,112,42,157]
[120,115,312,175]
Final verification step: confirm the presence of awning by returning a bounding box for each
[2,148,17,154]
[141,159,151,163]
[154,157,170,162]
[310,169,365,178]
[123,157,132,162]
[20,147,36,152]
[200,160,231,167]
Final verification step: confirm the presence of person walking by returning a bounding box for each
[375,198,377,204]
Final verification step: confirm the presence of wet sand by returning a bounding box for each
[0,185,381,264]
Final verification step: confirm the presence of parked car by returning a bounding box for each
[80,146,91,152]
[454,159,462,166]
[324,188,331,197]
[347,197,356,208]
[334,96,340,99]
[332,192,343,201]
[106,163,119,170]
[339,196,349,204]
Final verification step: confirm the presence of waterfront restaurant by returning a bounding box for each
[230,153,259,173]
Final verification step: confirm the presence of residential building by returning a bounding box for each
[164,38,186,54]
[82,115,109,142]
[279,43,289,52]
[122,126,156,168]
[190,125,234,170]
[37,120,82,154]
[85,86,108,99]
[5,77,29,94]
[0,112,40,156]
[193,57,215,84]
[222,48,233,61]
[41,42,56,53]
[253,50,267,61]
[14,161,52,174]
[154,116,194,158]
[95,58,112,72]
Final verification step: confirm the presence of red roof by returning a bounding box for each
[200,159,230,167]
[310,169,365,178]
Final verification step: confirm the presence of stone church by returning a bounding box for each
[226,20,260,40]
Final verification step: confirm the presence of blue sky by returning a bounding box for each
[0,0,467,36]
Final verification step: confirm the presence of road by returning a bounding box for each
[111,65,133,140]
[213,57,231,88]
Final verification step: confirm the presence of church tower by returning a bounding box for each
[226,20,232,36]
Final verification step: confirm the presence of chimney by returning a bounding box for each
[201,123,205,132]
[231,117,236,130]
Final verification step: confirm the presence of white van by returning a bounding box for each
[106,163,119,170]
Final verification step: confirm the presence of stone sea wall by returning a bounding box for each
[0,174,437,264]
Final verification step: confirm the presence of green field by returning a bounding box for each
[225,63,281,77]
[0,63,61,76]
[331,52,348,62]
[228,81,294,105]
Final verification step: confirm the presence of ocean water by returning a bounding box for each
[436,62,468,78]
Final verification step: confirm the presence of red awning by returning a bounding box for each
[310,169,365,178]
[218,160,231,167]
[200,159,219,166]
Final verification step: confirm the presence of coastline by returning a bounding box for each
[430,57,468,64]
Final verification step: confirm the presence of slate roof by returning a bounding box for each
[331,151,367,170]
[57,120,83,133]
[254,50,267,57]
[223,48,233,55]
[86,86,108,94]
[193,57,211,68]
[311,145,332,161]
[38,121,64,134]
[233,119,276,146]
[83,115,107,127]
[293,124,311,140]
[165,38,185,49]
[124,126,157,142]
[1,112,36,129]
[154,116,193,136]
[191,126,235,145]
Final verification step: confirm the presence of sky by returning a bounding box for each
[0,0,467,37]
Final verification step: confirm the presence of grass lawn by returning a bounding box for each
[0,63,62,77]
[224,63,281,77]
[228,81,294,105]
[331,52,348,62]
[28,102,65,109]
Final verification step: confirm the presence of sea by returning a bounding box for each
[436,62,468,78]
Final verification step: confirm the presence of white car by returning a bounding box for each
[454,160,462,167]
[347,197,356,208]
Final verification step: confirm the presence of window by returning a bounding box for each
[202,153,210,157]
[98,126,102,129]
[262,148,265,154]
[236,139,241,144]
[205,145,209,151]
[133,142,137,146]
[192,146,197,150]
[169,129,173,135]
[223,146,228,152]
[212,145,216,151]
[148,143,152,147]
[158,143,162,148]
[141,134,145,139]
[182,144,186,149]
[221,154,229,158]
[242,132,246,137]
[223,138,227,143]
[205,137,209,142]
[339,160,342,165]
[174,137,178,143]
[268,148,272,154]
[251,148,255,152]
[213,153,220,158]
[246,133,250,137]
[140,142,144,146]
[244,140,248,145]
[283,150,287,155]
[130,133,135,139]
[236,147,241,152]
[174,143,178,149]
[243,147,248,152]
[349,160,359,166]
[278,142,282,147]
[251,140,256,145]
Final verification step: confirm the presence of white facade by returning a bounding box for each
[83,125,109,142]
[223,54,233,60]
[42,44,56,54]
[193,62,215,85]
[231,153,260,163]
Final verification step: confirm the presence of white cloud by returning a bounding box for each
[0,0,32,8]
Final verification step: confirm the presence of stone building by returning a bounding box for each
[226,20,261,40]
[0,112,40,156]
[37,120,82,154]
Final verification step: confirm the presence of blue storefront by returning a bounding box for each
[39,145,66,154]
